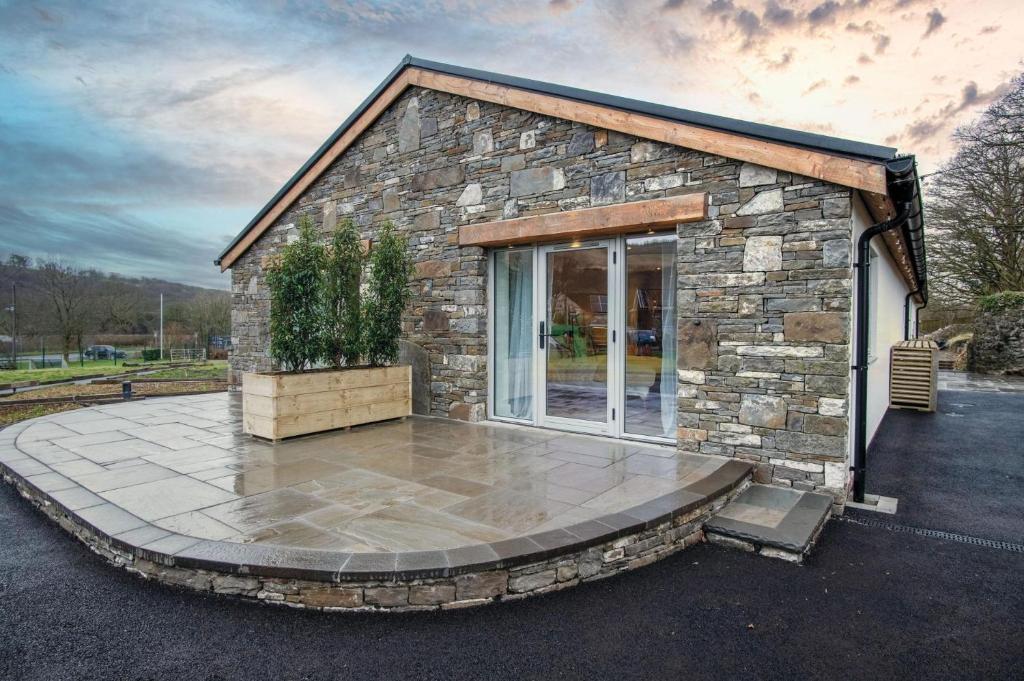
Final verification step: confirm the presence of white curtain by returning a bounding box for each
[659,245,677,437]
[495,251,533,419]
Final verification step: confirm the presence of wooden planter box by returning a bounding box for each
[242,366,411,440]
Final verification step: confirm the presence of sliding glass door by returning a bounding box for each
[541,243,611,433]
[492,249,534,421]
[490,235,677,442]
[622,234,677,439]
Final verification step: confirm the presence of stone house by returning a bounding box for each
[217,57,927,507]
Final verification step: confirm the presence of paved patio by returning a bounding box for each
[1,393,741,556]
[937,370,1024,393]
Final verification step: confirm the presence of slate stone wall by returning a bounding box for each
[969,305,1024,374]
[229,85,854,499]
[674,169,854,501]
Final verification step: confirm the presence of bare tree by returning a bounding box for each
[186,291,231,349]
[95,277,143,333]
[37,260,93,362]
[926,73,1024,303]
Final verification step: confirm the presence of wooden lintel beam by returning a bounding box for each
[459,194,706,247]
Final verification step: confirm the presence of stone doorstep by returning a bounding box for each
[703,485,834,562]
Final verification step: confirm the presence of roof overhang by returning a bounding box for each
[216,56,917,289]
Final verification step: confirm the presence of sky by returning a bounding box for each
[0,0,1021,289]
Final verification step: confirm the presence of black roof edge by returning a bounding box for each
[216,54,898,266]
[407,56,898,162]
[884,155,927,302]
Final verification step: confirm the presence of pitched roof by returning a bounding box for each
[216,55,901,269]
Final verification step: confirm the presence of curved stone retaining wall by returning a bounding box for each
[1,453,749,612]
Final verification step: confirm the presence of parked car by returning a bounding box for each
[83,345,127,360]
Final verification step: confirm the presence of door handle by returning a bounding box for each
[539,321,545,349]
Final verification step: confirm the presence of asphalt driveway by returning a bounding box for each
[2,386,1022,681]
[855,389,1024,543]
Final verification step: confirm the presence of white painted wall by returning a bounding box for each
[850,194,916,451]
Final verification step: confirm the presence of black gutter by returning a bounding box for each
[215,54,899,266]
[851,155,927,504]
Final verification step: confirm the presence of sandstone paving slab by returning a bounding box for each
[100,476,239,522]
[153,510,239,540]
[47,430,135,455]
[62,417,141,436]
[74,462,180,493]
[202,487,332,533]
[25,471,78,493]
[48,486,105,512]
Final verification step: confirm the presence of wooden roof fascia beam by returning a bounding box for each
[219,70,414,271]
[459,193,706,247]
[407,68,889,196]
[221,64,891,270]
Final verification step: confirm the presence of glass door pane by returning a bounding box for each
[544,246,609,424]
[493,249,534,420]
[623,235,677,438]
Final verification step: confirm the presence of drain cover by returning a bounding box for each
[840,515,1024,553]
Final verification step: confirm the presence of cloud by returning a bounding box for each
[766,48,796,70]
[979,25,1000,34]
[872,33,891,54]
[734,9,763,47]
[661,0,689,10]
[808,1,841,25]
[897,79,1011,143]
[0,202,229,289]
[857,52,873,64]
[845,20,881,33]
[548,0,580,14]
[704,0,735,17]
[844,75,861,85]
[763,0,796,26]
[663,29,698,56]
[804,79,828,94]
[923,8,946,37]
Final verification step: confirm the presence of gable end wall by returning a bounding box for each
[229,86,855,502]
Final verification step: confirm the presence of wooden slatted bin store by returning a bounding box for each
[889,340,939,412]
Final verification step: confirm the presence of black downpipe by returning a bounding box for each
[852,203,911,504]
[903,291,916,341]
[915,301,927,338]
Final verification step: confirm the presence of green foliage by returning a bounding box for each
[141,348,161,362]
[266,216,327,372]
[363,222,413,367]
[324,219,365,368]
[978,291,1024,314]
